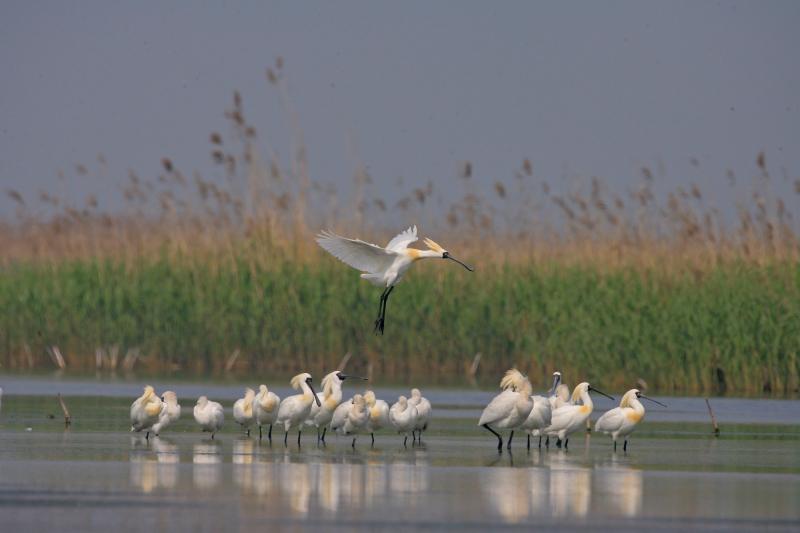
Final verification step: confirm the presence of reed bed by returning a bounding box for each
[1,60,798,394]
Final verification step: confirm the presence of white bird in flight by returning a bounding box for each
[595,388,666,452]
[316,225,474,334]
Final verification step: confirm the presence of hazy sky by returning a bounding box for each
[1,1,798,220]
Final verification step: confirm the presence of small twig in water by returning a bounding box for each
[57,394,71,427]
[705,398,720,436]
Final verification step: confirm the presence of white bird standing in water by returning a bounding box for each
[152,390,181,436]
[193,396,225,438]
[233,388,256,436]
[389,395,418,447]
[316,226,474,334]
[305,371,365,443]
[522,372,561,449]
[409,388,431,443]
[595,389,666,452]
[276,373,322,446]
[333,393,370,447]
[130,385,163,440]
[364,390,390,445]
[544,382,614,450]
[254,384,280,441]
[478,369,534,451]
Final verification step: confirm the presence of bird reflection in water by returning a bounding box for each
[129,436,178,492]
[193,441,222,489]
[594,456,643,517]
[549,452,591,518]
[233,437,255,491]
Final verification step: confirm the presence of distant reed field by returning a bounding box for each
[1,60,798,394]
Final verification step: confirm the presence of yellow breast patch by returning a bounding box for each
[579,405,591,414]
[626,411,643,423]
[325,397,339,411]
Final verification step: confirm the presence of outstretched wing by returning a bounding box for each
[316,230,397,273]
[385,225,418,252]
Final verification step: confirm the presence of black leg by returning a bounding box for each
[246,428,250,437]
[269,424,273,442]
[297,429,302,446]
[352,437,357,448]
[145,431,150,441]
[527,434,531,450]
[507,431,514,450]
[374,286,390,334]
[483,424,503,452]
[284,430,288,446]
[211,432,215,440]
[321,427,327,443]
[614,440,617,452]
[403,435,408,447]
[259,425,262,440]
[538,435,542,448]
[624,439,628,452]
[545,436,549,448]
[556,438,562,449]
[371,432,375,446]
[564,438,569,450]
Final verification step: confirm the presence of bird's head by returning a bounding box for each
[424,237,474,271]
[633,389,667,407]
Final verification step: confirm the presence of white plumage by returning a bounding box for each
[130,385,163,439]
[595,388,666,452]
[478,369,534,451]
[364,390,390,444]
[331,394,370,447]
[193,396,224,438]
[305,371,350,442]
[152,390,180,436]
[276,372,321,446]
[316,226,473,334]
[254,384,280,441]
[544,382,614,449]
[233,387,256,436]
[409,388,431,442]
[389,395,418,446]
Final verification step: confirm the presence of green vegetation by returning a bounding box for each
[1,256,797,395]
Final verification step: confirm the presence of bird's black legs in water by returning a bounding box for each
[259,425,262,440]
[297,429,302,446]
[507,431,514,450]
[371,433,375,446]
[556,438,562,449]
[545,436,550,448]
[564,438,569,450]
[403,435,408,447]
[614,440,617,452]
[538,435,543,449]
[527,434,531,450]
[352,437,357,448]
[623,439,628,452]
[284,430,288,446]
[145,431,150,441]
[483,424,503,452]
[269,424,273,442]
[246,428,250,437]
[374,286,394,335]
[321,427,327,444]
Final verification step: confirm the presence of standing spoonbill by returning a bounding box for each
[152,391,181,436]
[595,389,667,452]
[316,225,474,334]
[364,390,390,445]
[306,371,366,443]
[523,372,561,449]
[332,393,370,447]
[130,385,164,440]
[276,373,322,446]
[389,395,418,447]
[193,396,225,439]
[478,369,534,451]
[544,382,614,450]
[409,388,432,443]
[254,384,280,441]
[233,388,256,436]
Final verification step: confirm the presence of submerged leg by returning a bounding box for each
[297,429,302,446]
[545,436,550,448]
[259,425,263,440]
[527,434,531,450]
[352,437,357,449]
[403,435,408,447]
[538,435,542,449]
[507,431,514,450]
[145,431,150,441]
[556,438,562,449]
[246,428,250,437]
[614,440,617,452]
[269,424,273,442]
[371,432,375,446]
[564,438,569,450]
[321,427,327,444]
[623,439,628,452]
[483,424,503,452]
[284,429,288,446]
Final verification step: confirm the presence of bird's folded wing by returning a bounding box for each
[594,407,624,432]
[385,225,418,252]
[478,390,517,426]
[316,230,397,273]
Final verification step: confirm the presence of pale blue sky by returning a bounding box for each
[1,1,798,222]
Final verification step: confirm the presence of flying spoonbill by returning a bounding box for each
[130,385,163,440]
[409,388,431,442]
[523,372,561,449]
[316,225,474,334]
[595,389,666,451]
[254,384,280,441]
[478,369,534,451]
[194,396,225,438]
[153,391,181,436]
[233,388,256,436]
[364,390,390,445]
[306,371,365,443]
[389,395,418,447]
[545,382,614,449]
[276,373,321,446]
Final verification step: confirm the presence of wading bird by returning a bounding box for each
[409,388,431,443]
[193,396,225,439]
[316,226,474,334]
[130,385,164,440]
[306,371,365,443]
[389,395,418,447]
[595,389,667,452]
[544,382,614,450]
[522,372,561,449]
[478,369,534,451]
[233,388,256,436]
[332,393,370,447]
[254,384,280,441]
[276,373,322,446]
[364,390,390,445]
[153,390,181,436]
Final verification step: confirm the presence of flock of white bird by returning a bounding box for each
[479,369,666,452]
[130,371,432,448]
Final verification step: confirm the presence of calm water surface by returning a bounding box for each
[0,376,798,532]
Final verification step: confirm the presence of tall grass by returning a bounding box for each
[1,59,798,394]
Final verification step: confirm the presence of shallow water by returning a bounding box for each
[0,379,799,531]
